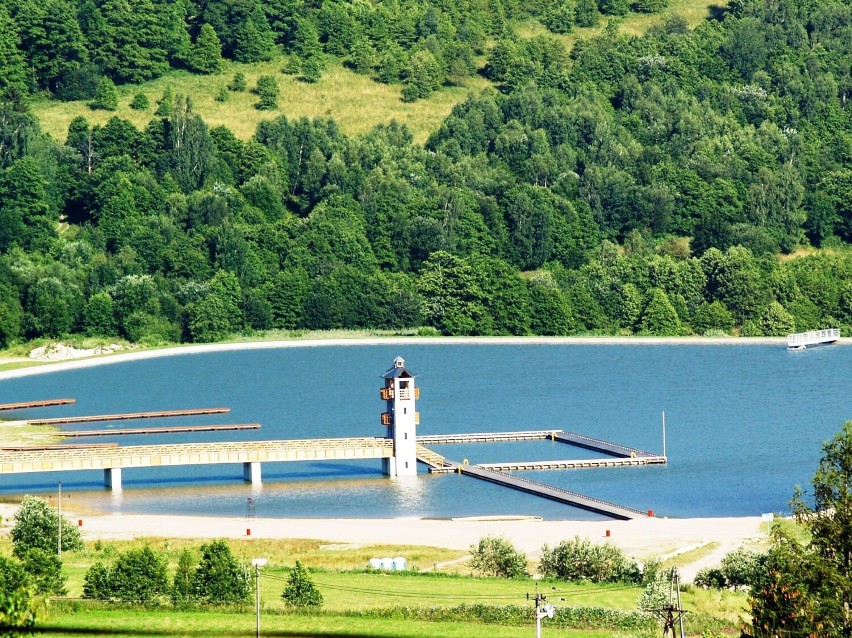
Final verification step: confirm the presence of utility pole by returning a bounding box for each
[251,558,267,638]
[529,584,555,638]
[653,567,687,638]
[57,481,62,559]
[662,411,667,459]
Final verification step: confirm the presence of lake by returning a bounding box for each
[0,341,849,520]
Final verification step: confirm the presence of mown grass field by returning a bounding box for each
[30,0,721,146]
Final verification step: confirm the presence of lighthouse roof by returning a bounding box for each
[382,356,415,379]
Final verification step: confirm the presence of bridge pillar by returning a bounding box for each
[104,467,122,490]
[243,462,261,484]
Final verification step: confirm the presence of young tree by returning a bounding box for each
[20,548,67,595]
[282,560,323,607]
[90,77,118,111]
[192,539,250,604]
[11,495,83,558]
[171,549,195,605]
[468,536,528,578]
[129,92,150,111]
[191,24,223,74]
[228,72,246,92]
[254,75,279,110]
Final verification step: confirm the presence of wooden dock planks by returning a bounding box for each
[54,424,261,437]
[458,465,649,520]
[0,398,76,411]
[26,408,231,425]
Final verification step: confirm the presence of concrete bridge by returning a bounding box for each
[0,437,393,490]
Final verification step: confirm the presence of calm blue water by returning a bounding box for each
[0,343,849,520]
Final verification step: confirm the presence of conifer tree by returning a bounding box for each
[282,561,323,607]
[192,24,223,74]
[90,77,118,111]
[0,6,28,94]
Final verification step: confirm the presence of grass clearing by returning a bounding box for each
[31,60,491,146]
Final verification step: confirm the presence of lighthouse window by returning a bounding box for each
[404,433,408,439]
[404,407,407,414]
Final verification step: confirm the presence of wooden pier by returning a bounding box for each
[456,465,650,520]
[475,456,667,471]
[54,424,261,438]
[25,408,231,425]
[0,398,76,412]
[417,431,557,444]
[1,443,118,451]
[552,431,658,458]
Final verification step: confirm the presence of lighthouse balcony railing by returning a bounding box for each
[415,412,420,425]
[380,388,394,400]
[381,412,392,426]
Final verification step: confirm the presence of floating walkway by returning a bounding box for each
[54,424,261,438]
[475,456,667,471]
[787,328,840,350]
[0,398,76,412]
[25,408,231,425]
[1,443,118,451]
[456,465,650,520]
[417,430,558,444]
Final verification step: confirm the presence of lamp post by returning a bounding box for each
[57,481,62,559]
[251,558,267,638]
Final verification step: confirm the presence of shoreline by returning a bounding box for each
[0,504,769,579]
[0,335,798,381]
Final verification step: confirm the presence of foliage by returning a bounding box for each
[171,549,196,605]
[254,75,279,110]
[11,495,83,557]
[282,560,323,607]
[129,93,150,111]
[539,537,640,583]
[82,547,169,603]
[192,539,251,605]
[90,77,118,111]
[0,585,40,633]
[20,548,67,596]
[467,536,527,578]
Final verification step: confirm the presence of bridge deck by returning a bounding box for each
[0,437,393,474]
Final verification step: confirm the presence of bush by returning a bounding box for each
[468,536,528,578]
[11,495,83,558]
[171,549,195,605]
[720,547,765,589]
[228,72,246,91]
[282,560,323,607]
[254,75,279,110]
[90,77,118,111]
[111,546,169,603]
[129,93,150,111]
[693,567,727,589]
[539,537,640,583]
[192,540,250,605]
[82,562,112,600]
[20,548,66,596]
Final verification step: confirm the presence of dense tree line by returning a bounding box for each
[0,0,851,347]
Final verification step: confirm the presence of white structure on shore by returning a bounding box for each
[380,356,420,476]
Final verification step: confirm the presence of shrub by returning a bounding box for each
[82,562,112,600]
[214,86,229,103]
[254,75,279,111]
[282,560,323,607]
[693,567,727,589]
[720,547,765,590]
[11,495,83,558]
[468,536,528,578]
[129,93,150,111]
[192,539,250,604]
[20,548,66,596]
[90,77,118,111]
[539,537,640,583]
[111,546,169,603]
[228,72,246,91]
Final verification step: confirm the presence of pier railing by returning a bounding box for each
[787,328,840,348]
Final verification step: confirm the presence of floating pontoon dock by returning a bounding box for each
[25,408,231,425]
[53,424,261,437]
[0,398,76,411]
[787,328,840,350]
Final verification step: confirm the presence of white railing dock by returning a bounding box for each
[787,328,841,350]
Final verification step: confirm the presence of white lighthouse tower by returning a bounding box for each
[380,356,419,477]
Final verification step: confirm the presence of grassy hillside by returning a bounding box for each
[31,0,720,145]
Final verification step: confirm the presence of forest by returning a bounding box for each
[0,0,850,345]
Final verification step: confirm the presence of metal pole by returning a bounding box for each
[662,412,667,459]
[535,594,541,638]
[58,481,62,559]
[255,563,260,638]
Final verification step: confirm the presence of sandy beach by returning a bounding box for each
[0,503,768,580]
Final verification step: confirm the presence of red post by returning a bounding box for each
[605,529,611,537]
[647,510,654,517]
[246,528,251,536]
[78,520,83,527]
